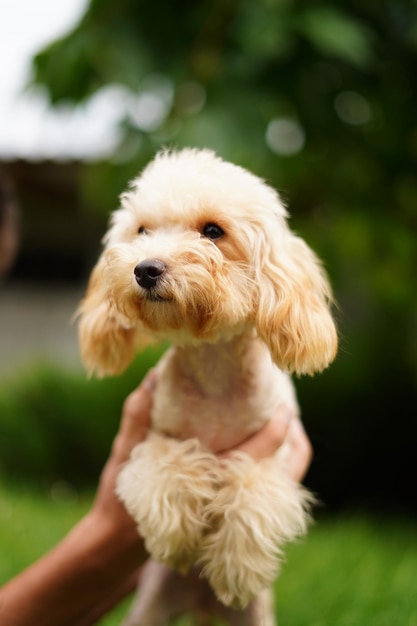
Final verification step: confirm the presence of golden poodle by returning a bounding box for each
[77,148,337,625]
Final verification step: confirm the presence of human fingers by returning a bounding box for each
[285,417,313,482]
[112,368,158,463]
[93,369,158,520]
[220,405,295,461]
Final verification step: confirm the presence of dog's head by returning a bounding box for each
[78,148,337,377]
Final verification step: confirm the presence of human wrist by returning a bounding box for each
[0,509,145,626]
[79,509,144,575]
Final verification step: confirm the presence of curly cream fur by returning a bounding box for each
[118,433,218,572]
[77,148,337,624]
[198,453,314,607]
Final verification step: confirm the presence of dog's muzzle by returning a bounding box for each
[134,258,167,290]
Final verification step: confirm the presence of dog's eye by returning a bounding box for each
[202,223,224,240]
[138,226,148,235]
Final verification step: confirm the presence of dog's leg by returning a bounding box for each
[122,562,276,626]
[211,588,277,626]
[198,454,311,608]
[117,433,218,571]
[247,588,277,626]
[121,560,197,626]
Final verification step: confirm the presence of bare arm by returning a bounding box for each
[0,370,157,626]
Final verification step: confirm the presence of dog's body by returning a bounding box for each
[78,149,337,625]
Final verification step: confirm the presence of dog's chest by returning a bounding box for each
[153,383,266,452]
[150,343,296,453]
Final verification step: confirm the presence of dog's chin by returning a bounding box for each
[136,291,218,340]
[136,290,182,328]
[143,290,172,303]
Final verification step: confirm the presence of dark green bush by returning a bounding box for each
[0,346,164,487]
[1,339,416,514]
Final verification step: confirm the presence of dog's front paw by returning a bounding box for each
[117,432,219,570]
[198,453,313,608]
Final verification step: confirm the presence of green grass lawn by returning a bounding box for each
[1,480,417,625]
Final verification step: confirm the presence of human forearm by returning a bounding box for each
[0,371,156,626]
[0,508,145,625]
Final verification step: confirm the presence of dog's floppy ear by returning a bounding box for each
[254,230,338,376]
[77,254,139,377]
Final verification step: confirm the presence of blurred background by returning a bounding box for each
[1,0,416,590]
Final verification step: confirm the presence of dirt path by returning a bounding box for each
[0,283,84,377]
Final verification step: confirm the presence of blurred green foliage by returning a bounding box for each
[0,348,164,486]
[25,0,417,510]
[2,481,417,625]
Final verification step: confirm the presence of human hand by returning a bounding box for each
[90,368,158,538]
[284,415,313,482]
[221,406,313,483]
[0,370,158,626]
[66,369,159,624]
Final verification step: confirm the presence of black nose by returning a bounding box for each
[134,259,167,289]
